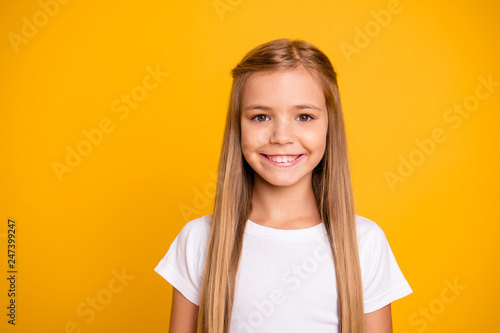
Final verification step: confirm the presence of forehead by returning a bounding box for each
[241,68,325,108]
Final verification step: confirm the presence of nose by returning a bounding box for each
[270,119,294,145]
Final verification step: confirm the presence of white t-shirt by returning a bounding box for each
[154,215,412,332]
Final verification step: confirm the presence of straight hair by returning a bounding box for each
[197,38,364,333]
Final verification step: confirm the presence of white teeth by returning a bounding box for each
[267,155,300,163]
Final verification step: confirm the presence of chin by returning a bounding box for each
[260,175,304,188]
[268,181,296,187]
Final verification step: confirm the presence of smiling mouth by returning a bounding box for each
[262,154,303,163]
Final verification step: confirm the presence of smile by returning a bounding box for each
[261,154,304,166]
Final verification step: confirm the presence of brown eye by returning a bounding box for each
[298,114,313,121]
[253,114,269,122]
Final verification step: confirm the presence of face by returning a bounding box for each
[240,67,328,189]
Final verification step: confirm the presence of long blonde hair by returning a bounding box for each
[197,38,363,332]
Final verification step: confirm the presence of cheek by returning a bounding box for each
[240,127,257,161]
[240,126,252,154]
[241,124,268,152]
[316,138,327,159]
[303,129,328,153]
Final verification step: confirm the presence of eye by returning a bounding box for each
[297,114,314,122]
[252,114,269,122]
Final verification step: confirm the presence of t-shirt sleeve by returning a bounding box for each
[358,218,413,313]
[154,216,210,306]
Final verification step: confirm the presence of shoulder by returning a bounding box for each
[176,214,212,246]
[154,215,213,305]
[354,215,390,252]
[355,215,386,240]
[179,214,212,235]
[354,214,399,278]
[354,215,413,310]
[161,214,213,274]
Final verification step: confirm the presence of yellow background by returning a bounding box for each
[1,0,499,332]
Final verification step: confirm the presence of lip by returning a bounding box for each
[261,153,305,167]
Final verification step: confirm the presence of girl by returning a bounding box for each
[155,38,412,333]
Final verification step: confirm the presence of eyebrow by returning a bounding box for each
[242,104,323,112]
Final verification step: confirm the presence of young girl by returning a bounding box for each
[155,38,412,333]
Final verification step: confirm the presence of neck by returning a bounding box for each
[249,173,321,229]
